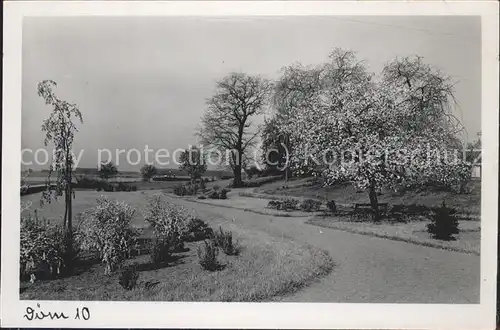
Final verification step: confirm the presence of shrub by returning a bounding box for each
[118,264,139,290]
[267,200,282,210]
[173,184,187,196]
[116,182,136,192]
[219,189,228,200]
[75,175,112,191]
[184,218,214,242]
[300,199,322,212]
[149,237,173,264]
[245,165,262,179]
[213,226,240,256]
[282,198,299,210]
[427,201,459,241]
[197,239,220,271]
[173,183,199,196]
[326,200,337,213]
[208,190,220,199]
[80,197,137,274]
[143,196,191,254]
[20,215,67,281]
[390,204,431,216]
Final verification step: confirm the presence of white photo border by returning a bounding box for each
[2,1,499,329]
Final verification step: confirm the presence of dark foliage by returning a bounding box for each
[197,239,220,271]
[118,264,139,290]
[300,199,322,212]
[427,201,459,241]
[149,237,173,265]
[326,200,337,213]
[184,218,214,242]
[213,226,240,256]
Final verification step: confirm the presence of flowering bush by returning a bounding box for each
[143,196,192,254]
[79,197,137,274]
[20,215,67,280]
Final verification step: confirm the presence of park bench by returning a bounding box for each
[353,203,389,216]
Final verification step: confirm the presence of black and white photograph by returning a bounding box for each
[2,1,499,329]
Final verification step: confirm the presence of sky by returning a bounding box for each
[22,16,481,171]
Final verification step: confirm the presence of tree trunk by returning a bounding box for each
[65,163,74,273]
[233,163,243,187]
[368,183,381,221]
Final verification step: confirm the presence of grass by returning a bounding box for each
[308,215,480,255]
[256,177,481,215]
[20,191,334,301]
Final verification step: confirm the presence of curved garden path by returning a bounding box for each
[165,195,480,303]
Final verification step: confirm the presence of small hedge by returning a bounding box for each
[267,198,299,211]
[206,188,229,200]
[300,199,322,212]
[227,175,282,188]
[173,183,202,196]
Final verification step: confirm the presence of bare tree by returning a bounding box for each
[38,80,83,268]
[198,73,271,187]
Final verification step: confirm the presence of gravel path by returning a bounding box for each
[166,195,480,303]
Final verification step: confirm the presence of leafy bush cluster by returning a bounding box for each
[75,176,112,190]
[115,182,137,192]
[76,176,137,192]
[152,176,190,182]
[427,201,459,241]
[300,199,322,212]
[79,197,138,274]
[227,175,282,188]
[245,165,262,179]
[267,198,300,211]
[205,187,229,200]
[197,226,240,271]
[173,183,202,196]
[184,218,214,242]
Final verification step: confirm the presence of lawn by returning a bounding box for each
[256,177,481,214]
[20,191,334,301]
[308,215,480,255]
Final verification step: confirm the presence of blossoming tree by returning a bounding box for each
[278,49,469,220]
